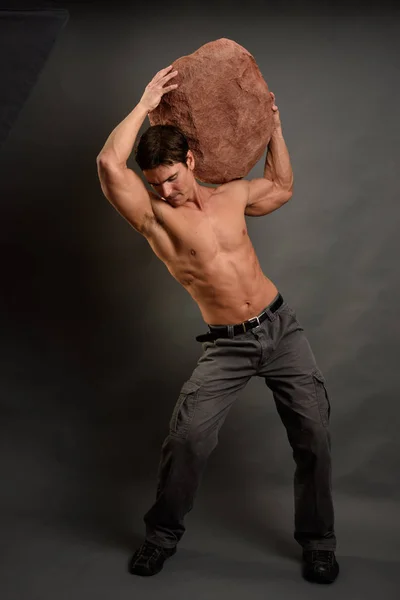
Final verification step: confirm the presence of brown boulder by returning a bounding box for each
[148,38,273,184]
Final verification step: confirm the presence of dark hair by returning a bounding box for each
[135,125,189,171]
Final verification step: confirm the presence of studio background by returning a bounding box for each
[1,1,399,598]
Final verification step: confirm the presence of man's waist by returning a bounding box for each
[196,293,283,342]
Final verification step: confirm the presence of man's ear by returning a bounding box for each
[186,150,195,170]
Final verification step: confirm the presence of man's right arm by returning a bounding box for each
[96,66,178,234]
[96,102,154,234]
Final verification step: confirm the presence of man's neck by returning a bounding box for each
[187,181,216,208]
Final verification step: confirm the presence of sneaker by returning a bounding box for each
[302,550,339,584]
[128,540,177,577]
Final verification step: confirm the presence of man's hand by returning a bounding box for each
[270,91,282,133]
[139,65,179,113]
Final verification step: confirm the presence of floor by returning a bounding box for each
[1,482,398,600]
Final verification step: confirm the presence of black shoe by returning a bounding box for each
[128,541,177,577]
[302,550,339,584]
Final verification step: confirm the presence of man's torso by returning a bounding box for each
[142,181,278,325]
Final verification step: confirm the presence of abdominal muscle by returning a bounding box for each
[146,184,279,326]
[167,242,279,325]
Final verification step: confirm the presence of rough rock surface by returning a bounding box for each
[148,38,273,184]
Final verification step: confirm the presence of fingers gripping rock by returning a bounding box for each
[148,38,274,184]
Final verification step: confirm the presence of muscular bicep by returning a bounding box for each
[245,178,292,217]
[245,178,283,217]
[96,156,156,233]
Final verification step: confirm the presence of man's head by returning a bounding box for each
[135,125,196,206]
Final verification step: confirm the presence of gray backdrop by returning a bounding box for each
[1,1,399,598]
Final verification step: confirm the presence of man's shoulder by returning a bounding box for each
[214,179,249,203]
[215,178,247,191]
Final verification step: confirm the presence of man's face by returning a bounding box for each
[143,154,194,207]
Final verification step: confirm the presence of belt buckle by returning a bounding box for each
[242,315,260,332]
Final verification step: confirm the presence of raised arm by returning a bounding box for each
[245,92,293,217]
[96,66,178,233]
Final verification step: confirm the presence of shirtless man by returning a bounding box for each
[96,66,339,584]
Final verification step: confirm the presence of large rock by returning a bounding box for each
[148,38,274,184]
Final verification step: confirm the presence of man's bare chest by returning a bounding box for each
[147,197,248,263]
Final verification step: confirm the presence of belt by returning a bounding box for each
[196,294,284,342]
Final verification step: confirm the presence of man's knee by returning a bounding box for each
[167,420,219,460]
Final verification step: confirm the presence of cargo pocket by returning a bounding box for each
[312,370,331,427]
[170,380,201,438]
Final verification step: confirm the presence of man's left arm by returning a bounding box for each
[245,92,293,217]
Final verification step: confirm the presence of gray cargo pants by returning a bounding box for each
[144,294,336,552]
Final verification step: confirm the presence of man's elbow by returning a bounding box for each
[97,148,127,169]
[279,187,293,204]
[96,152,128,181]
[96,150,115,167]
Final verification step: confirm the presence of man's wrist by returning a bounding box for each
[137,100,151,115]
